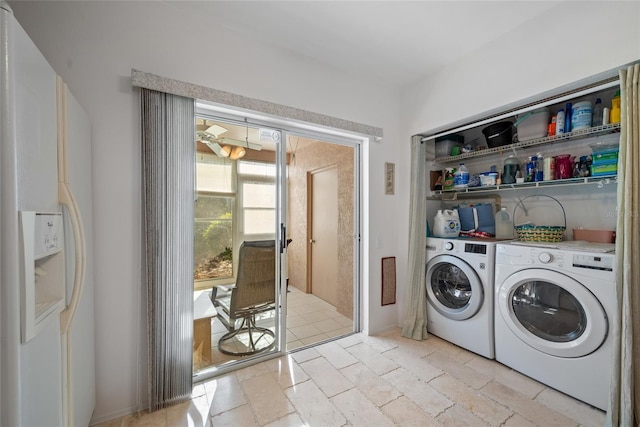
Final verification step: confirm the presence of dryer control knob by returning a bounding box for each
[444,242,454,251]
[538,252,552,263]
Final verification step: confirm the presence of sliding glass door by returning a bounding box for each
[192,115,286,375]
[191,106,361,380]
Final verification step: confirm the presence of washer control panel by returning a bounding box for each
[573,254,614,271]
[538,252,553,263]
[465,243,487,255]
[525,248,565,268]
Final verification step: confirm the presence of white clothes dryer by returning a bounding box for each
[494,242,617,411]
[425,237,497,358]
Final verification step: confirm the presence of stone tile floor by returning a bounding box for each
[207,286,354,366]
[96,328,605,426]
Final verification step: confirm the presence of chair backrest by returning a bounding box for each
[230,240,276,314]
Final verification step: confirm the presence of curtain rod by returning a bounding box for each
[131,69,383,139]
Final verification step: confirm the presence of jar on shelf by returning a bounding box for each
[502,156,520,184]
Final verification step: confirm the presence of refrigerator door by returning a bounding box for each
[1,6,95,425]
[1,5,63,426]
[58,78,96,426]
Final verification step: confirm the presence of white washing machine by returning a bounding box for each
[425,237,497,358]
[494,242,617,411]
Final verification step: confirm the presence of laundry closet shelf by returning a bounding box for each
[434,123,621,164]
[434,175,617,197]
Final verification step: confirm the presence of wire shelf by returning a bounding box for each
[434,175,617,197]
[433,123,621,164]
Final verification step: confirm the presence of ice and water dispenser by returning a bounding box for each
[19,211,65,342]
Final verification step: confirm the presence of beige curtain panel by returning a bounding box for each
[402,136,429,340]
[607,63,640,427]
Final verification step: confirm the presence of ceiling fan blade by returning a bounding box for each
[203,141,229,158]
[218,137,262,151]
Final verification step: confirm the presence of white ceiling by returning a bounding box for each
[168,1,558,89]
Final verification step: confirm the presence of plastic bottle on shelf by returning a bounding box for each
[454,163,469,188]
[495,207,514,239]
[526,156,537,182]
[548,115,557,136]
[534,153,544,181]
[610,90,621,124]
[556,108,565,135]
[543,156,555,181]
[564,102,573,133]
[592,98,603,127]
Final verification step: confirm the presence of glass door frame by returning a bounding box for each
[193,102,363,382]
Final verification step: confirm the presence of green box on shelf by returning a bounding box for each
[592,151,618,165]
[591,163,617,176]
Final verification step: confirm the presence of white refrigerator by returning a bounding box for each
[0,2,96,426]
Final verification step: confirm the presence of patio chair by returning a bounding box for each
[210,240,276,356]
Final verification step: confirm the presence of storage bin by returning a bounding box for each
[514,108,550,142]
[435,134,464,157]
[589,142,619,154]
[482,122,513,148]
[573,229,616,243]
[479,172,498,186]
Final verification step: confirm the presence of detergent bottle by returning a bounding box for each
[495,207,514,239]
[433,209,460,238]
[610,90,621,124]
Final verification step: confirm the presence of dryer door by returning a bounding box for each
[497,268,607,358]
[426,254,483,320]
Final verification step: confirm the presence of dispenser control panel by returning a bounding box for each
[34,213,63,257]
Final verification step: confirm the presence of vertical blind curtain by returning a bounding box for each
[607,63,640,427]
[402,136,428,340]
[141,88,195,411]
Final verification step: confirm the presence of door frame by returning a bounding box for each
[193,103,362,381]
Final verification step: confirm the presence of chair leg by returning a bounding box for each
[217,314,275,356]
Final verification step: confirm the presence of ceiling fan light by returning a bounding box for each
[219,144,232,157]
[230,145,246,160]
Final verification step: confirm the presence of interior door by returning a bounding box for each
[309,165,339,306]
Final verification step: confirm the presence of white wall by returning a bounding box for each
[401,2,640,137]
[397,1,639,324]
[9,1,404,423]
[11,0,639,423]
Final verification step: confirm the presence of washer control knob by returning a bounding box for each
[538,252,553,263]
[444,242,454,251]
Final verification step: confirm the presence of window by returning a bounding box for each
[194,154,235,288]
[238,161,276,240]
[193,154,276,289]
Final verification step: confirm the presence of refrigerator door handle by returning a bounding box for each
[57,77,87,334]
[58,182,86,333]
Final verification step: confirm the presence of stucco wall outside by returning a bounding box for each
[287,139,355,318]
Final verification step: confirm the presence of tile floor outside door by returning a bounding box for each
[208,286,354,366]
[97,328,605,426]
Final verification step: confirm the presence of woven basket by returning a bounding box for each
[513,195,566,243]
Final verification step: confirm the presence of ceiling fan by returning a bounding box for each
[196,120,262,160]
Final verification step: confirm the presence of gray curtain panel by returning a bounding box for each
[141,88,195,411]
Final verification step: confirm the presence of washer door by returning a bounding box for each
[497,268,607,358]
[426,254,483,320]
